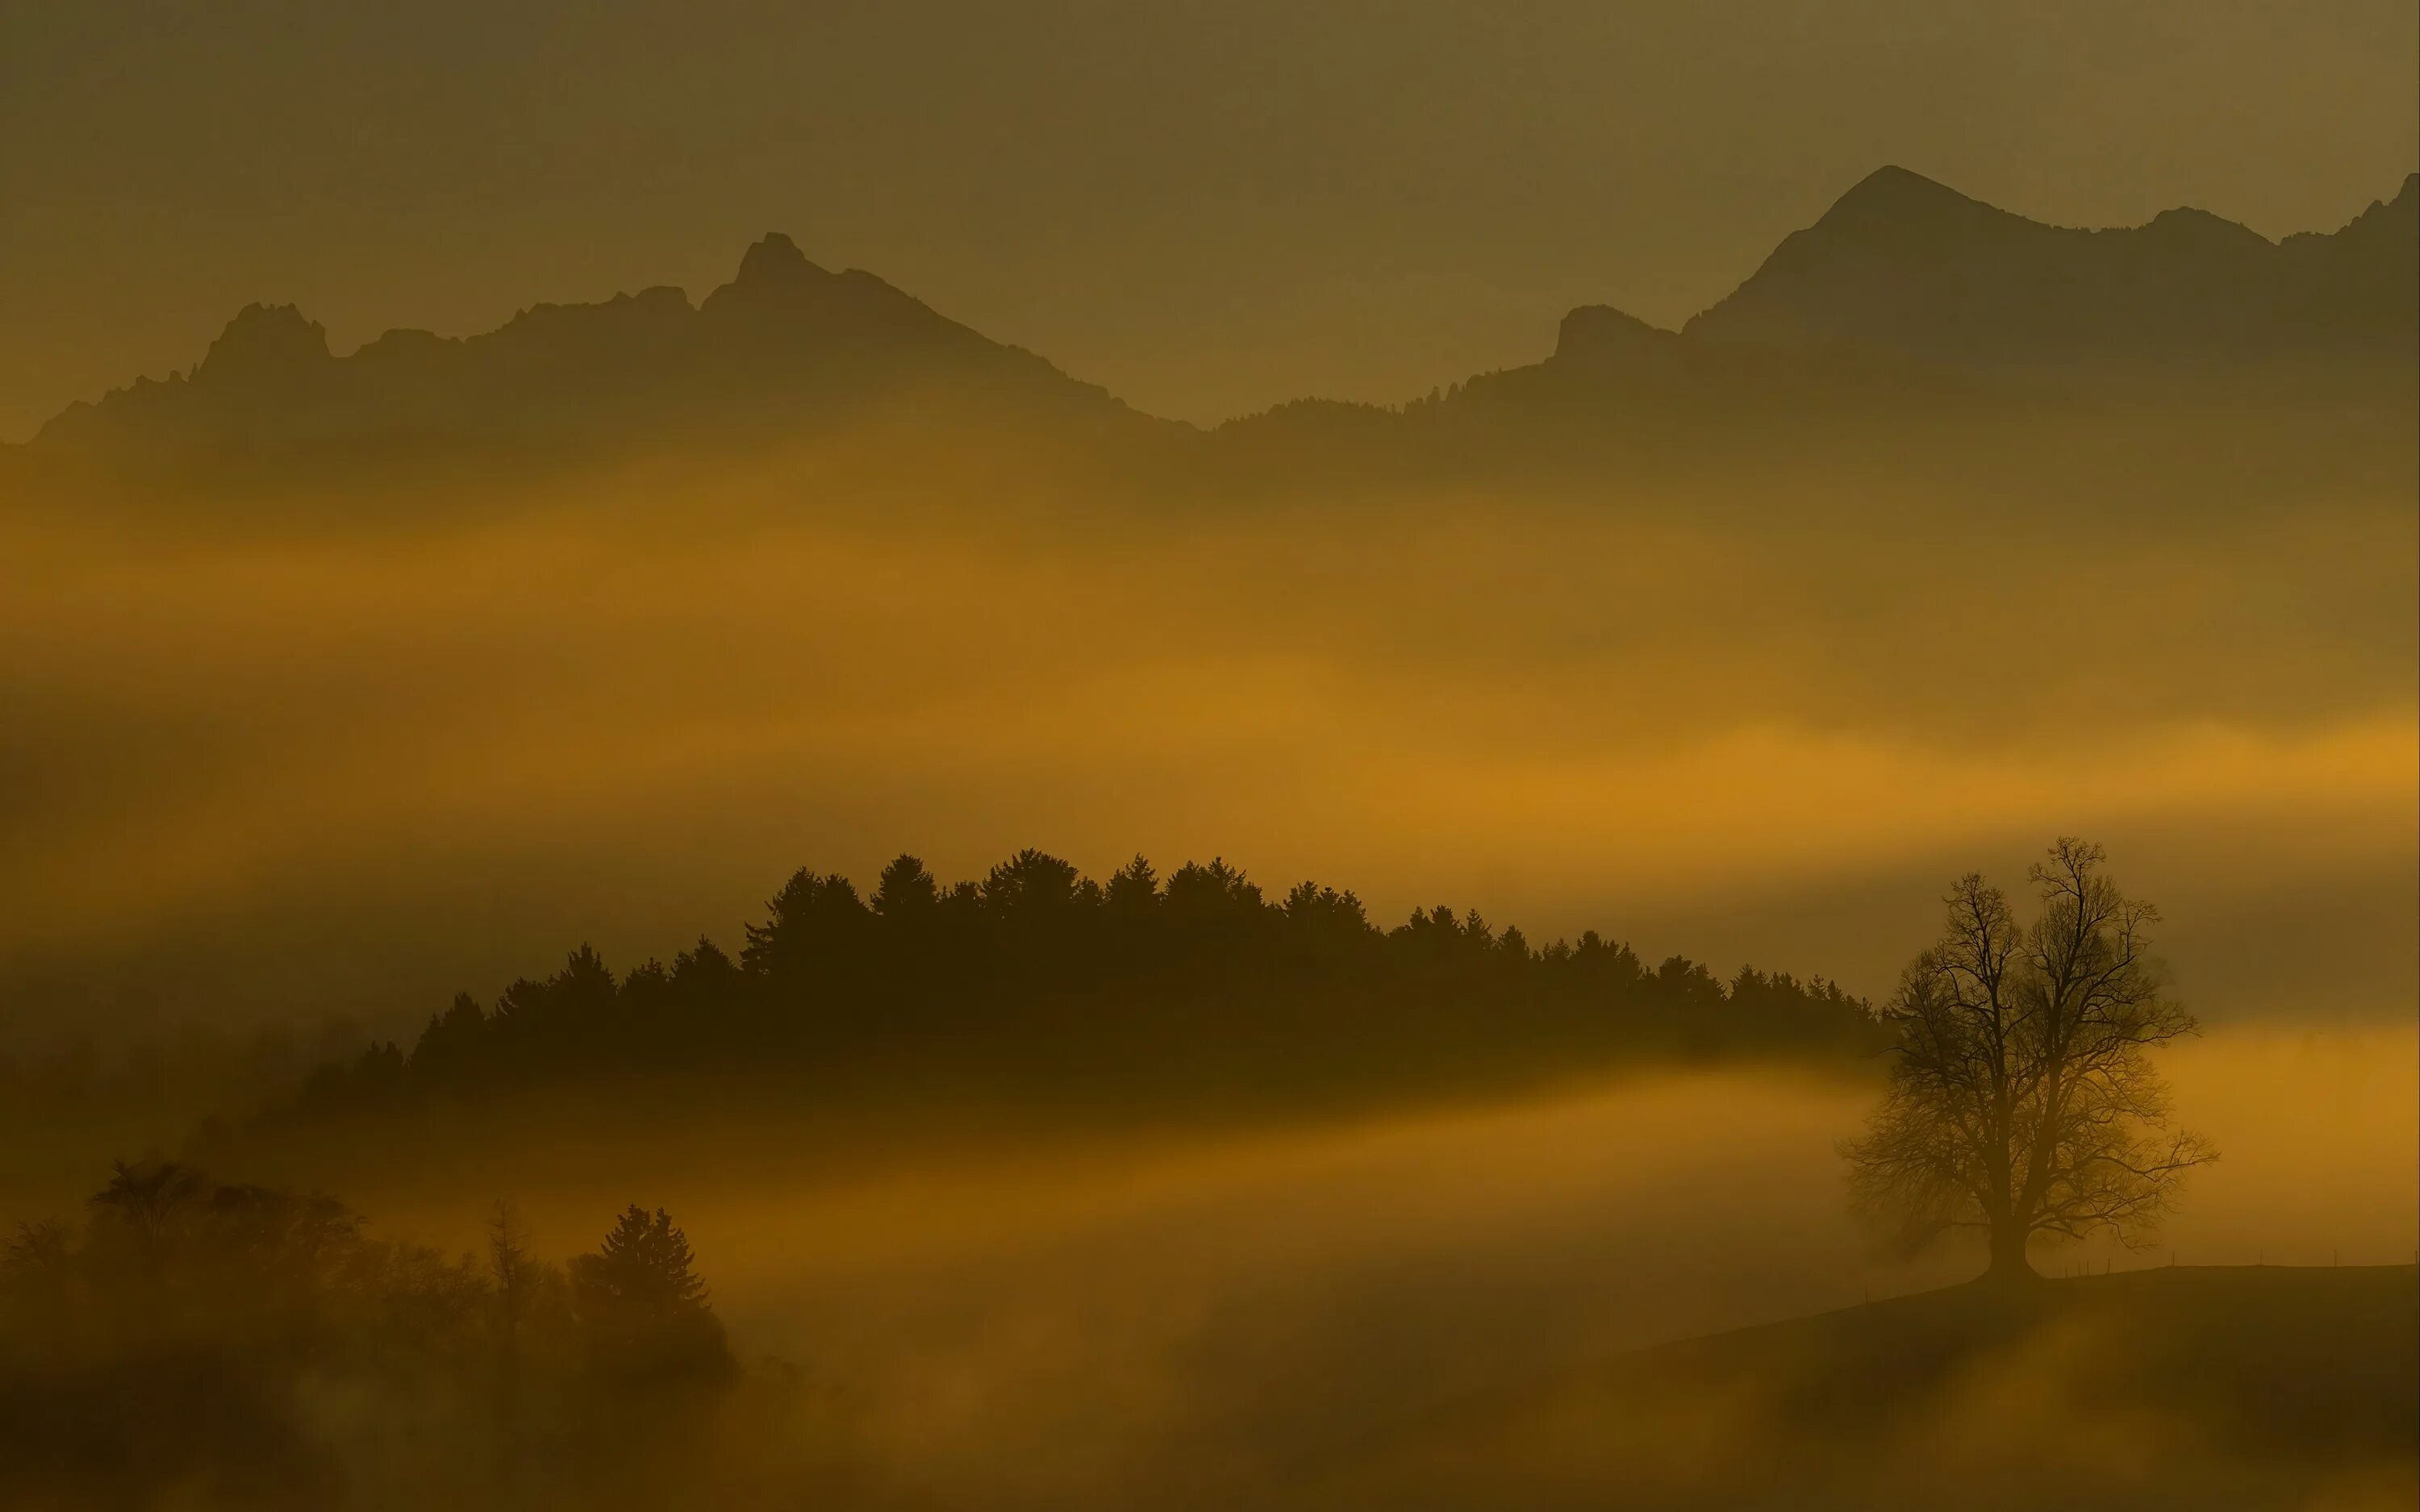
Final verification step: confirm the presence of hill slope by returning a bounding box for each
[1328,1264,2420,1510]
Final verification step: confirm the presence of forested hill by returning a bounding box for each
[264,848,1879,1131]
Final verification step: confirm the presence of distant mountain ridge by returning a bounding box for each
[32,232,1132,454]
[1682,165,2418,368]
[25,167,2417,460]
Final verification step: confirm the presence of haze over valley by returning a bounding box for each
[2,8,2414,1505]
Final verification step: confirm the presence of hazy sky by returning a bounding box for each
[4,0,2414,440]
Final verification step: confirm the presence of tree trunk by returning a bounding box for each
[1985,1223,2037,1282]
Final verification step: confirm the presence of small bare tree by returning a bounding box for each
[487,1199,536,1350]
[1844,838,2215,1279]
[87,1159,207,1271]
[486,1199,536,1481]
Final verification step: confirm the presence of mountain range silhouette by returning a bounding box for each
[24,165,2417,460]
[31,229,1127,456]
[1685,165,2418,364]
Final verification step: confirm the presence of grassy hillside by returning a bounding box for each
[1325,1264,2418,1510]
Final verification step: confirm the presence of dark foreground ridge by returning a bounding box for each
[1335,1264,2420,1510]
[11,1164,2405,1512]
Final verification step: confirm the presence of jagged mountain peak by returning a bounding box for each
[2335,172,2418,240]
[733,231,826,287]
[1553,304,1679,362]
[196,303,331,380]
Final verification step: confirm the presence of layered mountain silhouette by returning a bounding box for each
[23,167,2416,464]
[1684,165,2418,367]
[31,232,1132,456]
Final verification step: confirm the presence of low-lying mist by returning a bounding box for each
[145,1022,2400,1509]
[2,431,2413,1039]
[5,412,2414,1502]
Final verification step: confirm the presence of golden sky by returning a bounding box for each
[0,2,2412,1039]
[0,16,2413,1501]
[4,0,2415,439]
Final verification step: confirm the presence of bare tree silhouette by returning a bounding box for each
[1844,839,2216,1280]
[86,1159,208,1269]
[3,1218,70,1274]
[486,1199,538,1484]
[487,1200,538,1348]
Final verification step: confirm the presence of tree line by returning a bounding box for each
[275,848,1880,1124]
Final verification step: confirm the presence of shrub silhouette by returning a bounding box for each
[2,1164,746,1508]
